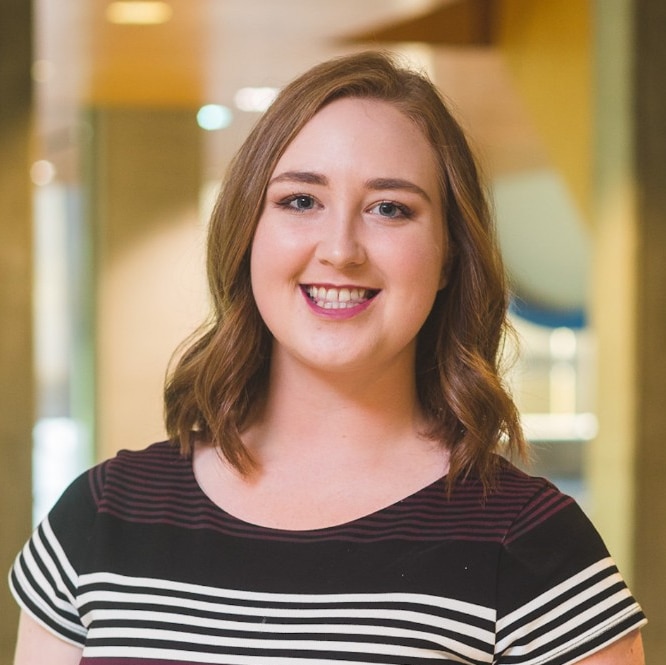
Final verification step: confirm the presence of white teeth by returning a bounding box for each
[305,285,372,308]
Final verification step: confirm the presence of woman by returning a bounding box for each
[10,51,646,664]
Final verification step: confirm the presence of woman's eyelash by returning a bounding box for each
[371,201,414,219]
[273,195,414,219]
[275,194,317,212]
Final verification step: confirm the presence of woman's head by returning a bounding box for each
[250,95,446,378]
[209,51,481,321]
[166,50,525,485]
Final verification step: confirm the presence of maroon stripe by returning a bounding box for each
[93,442,572,544]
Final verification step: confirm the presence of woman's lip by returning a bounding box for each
[302,291,375,318]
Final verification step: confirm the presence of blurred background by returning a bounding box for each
[1,0,664,661]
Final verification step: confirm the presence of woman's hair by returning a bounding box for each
[164,50,527,489]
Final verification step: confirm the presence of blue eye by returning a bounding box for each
[379,202,399,217]
[287,195,315,211]
[371,201,412,219]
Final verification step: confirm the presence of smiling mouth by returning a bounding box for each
[303,285,379,310]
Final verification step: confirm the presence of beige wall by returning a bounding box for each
[88,108,208,461]
[589,0,639,585]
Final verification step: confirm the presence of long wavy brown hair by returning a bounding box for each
[164,50,527,490]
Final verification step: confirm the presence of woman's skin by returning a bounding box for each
[12,97,646,664]
[196,97,450,532]
[14,613,83,665]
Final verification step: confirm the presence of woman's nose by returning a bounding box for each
[314,213,367,269]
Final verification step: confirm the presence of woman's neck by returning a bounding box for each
[243,348,430,467]
[193,347,449,531]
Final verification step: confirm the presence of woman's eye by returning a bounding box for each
[371,201,411,219]
[282,195,316,211]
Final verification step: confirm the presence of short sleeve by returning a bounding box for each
[494,485,646,664]
[8,468,100,647]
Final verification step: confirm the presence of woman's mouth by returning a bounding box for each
[302,285,379,310]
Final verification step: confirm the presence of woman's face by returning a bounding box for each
[250,97,447,379]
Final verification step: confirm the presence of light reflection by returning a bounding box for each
[197,104,233,131]
[234,87,279,113]
[106,1,173,25]
[30,160,56,186]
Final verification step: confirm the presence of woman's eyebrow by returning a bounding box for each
[365,177,432,203]
[267,172,431,203]
[268,171,328,187]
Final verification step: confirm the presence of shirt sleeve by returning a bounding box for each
[8,467,101,647]
[494,483,647,664]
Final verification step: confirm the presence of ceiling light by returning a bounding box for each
[106,1,173,25]
[234,87,279,113]
[197,105,233,131]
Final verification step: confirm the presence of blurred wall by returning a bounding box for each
[484,1,666,656]
[591,4,666,659]
[86,108,208,461]
[0,1,34,661]
[632,0,666,654]
[499,0,592,217]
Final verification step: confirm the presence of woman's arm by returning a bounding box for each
[13,612,83,665]
[575,630,644,665]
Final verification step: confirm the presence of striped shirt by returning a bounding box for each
[9,441,646,664]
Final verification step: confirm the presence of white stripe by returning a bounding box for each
[498,606,644,665]
[79,589,491,643]
[15,542,77,617]
[85,627,473,662]
[84,609,492,661]
[11,522,84,627]
[78,570,495,621]
[9,556,86,639]
[494,556,645,663]
[82,645,458,665]
[496,557,616,632]
[80,590,491,644]
[498,589,639,660]
[40,518,79,590]
[496,571,631,652]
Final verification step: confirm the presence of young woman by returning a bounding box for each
[10,51,646,664]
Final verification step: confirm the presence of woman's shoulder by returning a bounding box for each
[494,456,573,498]
[93,439,194,503]
[96,439,188,483]
[477,456,579,540]
[456,456,575,515]
[102,439,186,472]
[46,441,186,517]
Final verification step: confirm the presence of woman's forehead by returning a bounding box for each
[270,98,440,191]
